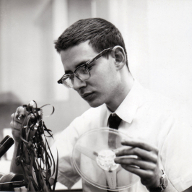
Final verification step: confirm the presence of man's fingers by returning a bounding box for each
[11,113,22,123]
[10,121,21,130]
[10,106,28,128]
[17,106,27,118]
[10,112,22,125]
[115,147,158,163]
[121,139,158,153]
[115,157,156,170]
[16,106,26,114]
[120,164,154,180]
[114,139,161,188]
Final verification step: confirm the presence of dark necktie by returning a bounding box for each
[108,113,122,148]
[107,114,122,192]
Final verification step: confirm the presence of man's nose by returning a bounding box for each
[73,76,86,90]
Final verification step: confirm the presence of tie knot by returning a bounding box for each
[108,113,122,130]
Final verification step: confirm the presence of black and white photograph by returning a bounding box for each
[0,0,192,191]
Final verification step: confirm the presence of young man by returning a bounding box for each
[10,18,192,192]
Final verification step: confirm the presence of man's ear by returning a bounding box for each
[111,46,126,70]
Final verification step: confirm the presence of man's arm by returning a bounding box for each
[114,139,163,190]
[10,105,57,190]
[10,140,23,174]
[114,139,192,192]
[114,139,182,192]
[10,106,27,174]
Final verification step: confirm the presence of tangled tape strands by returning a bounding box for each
[15,100,58,192]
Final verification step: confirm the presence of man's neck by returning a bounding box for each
[107,72,134,112]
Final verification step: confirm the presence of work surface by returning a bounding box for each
[0,159,82,191]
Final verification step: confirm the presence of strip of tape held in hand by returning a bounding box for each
[15,100,58,192]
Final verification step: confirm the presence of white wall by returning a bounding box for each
[147,0,192,108]
[0,0,52,102]
[108,0,192,110]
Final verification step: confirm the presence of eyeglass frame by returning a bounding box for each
[57,47,113,88]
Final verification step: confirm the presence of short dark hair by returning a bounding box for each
[54,18,129,69]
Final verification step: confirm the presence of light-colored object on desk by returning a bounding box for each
[96,149,119,190]
[14,186,28,192]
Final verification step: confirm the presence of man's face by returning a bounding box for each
[60,41,121,109]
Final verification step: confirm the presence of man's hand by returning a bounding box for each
[114,139,162,189]
[10,106,28,142]
[10,106,29,174]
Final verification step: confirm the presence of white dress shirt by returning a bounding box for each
[53,80,192,192]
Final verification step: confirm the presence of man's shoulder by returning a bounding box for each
[131,81,176,112]
[71,104,106,127]
[142,86,189,121]
[145,89,174,109]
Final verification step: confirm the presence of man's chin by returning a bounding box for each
[86,100,104,108]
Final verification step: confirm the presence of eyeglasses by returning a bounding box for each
[57,47,113,88]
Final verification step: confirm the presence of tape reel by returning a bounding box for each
[72,128,139,191]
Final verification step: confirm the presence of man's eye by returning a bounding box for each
[87,63,94,70]
[78,66,88,74]
[68,74,74,80]
[86,64,94,71]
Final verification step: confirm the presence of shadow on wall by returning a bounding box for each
[0,92,22,142]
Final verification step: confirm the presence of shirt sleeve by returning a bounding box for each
[51,117,83,189]
[160,107,192,191]
[49,106,108,189]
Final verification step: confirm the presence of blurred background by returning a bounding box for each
[0,0,192,190]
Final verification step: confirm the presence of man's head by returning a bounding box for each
[55,18,132,111]
[55,18,129,70]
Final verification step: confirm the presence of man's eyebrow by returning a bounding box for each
[64,60,89,74]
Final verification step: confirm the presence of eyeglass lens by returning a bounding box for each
[63,65,90,88]
[58,47,112,88]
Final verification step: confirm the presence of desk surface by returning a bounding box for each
[0,160,82,191]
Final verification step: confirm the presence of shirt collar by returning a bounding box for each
[106,80,145,124]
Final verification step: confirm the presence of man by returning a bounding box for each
[10,18,192,192]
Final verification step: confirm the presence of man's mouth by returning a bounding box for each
[81,92,94,100]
